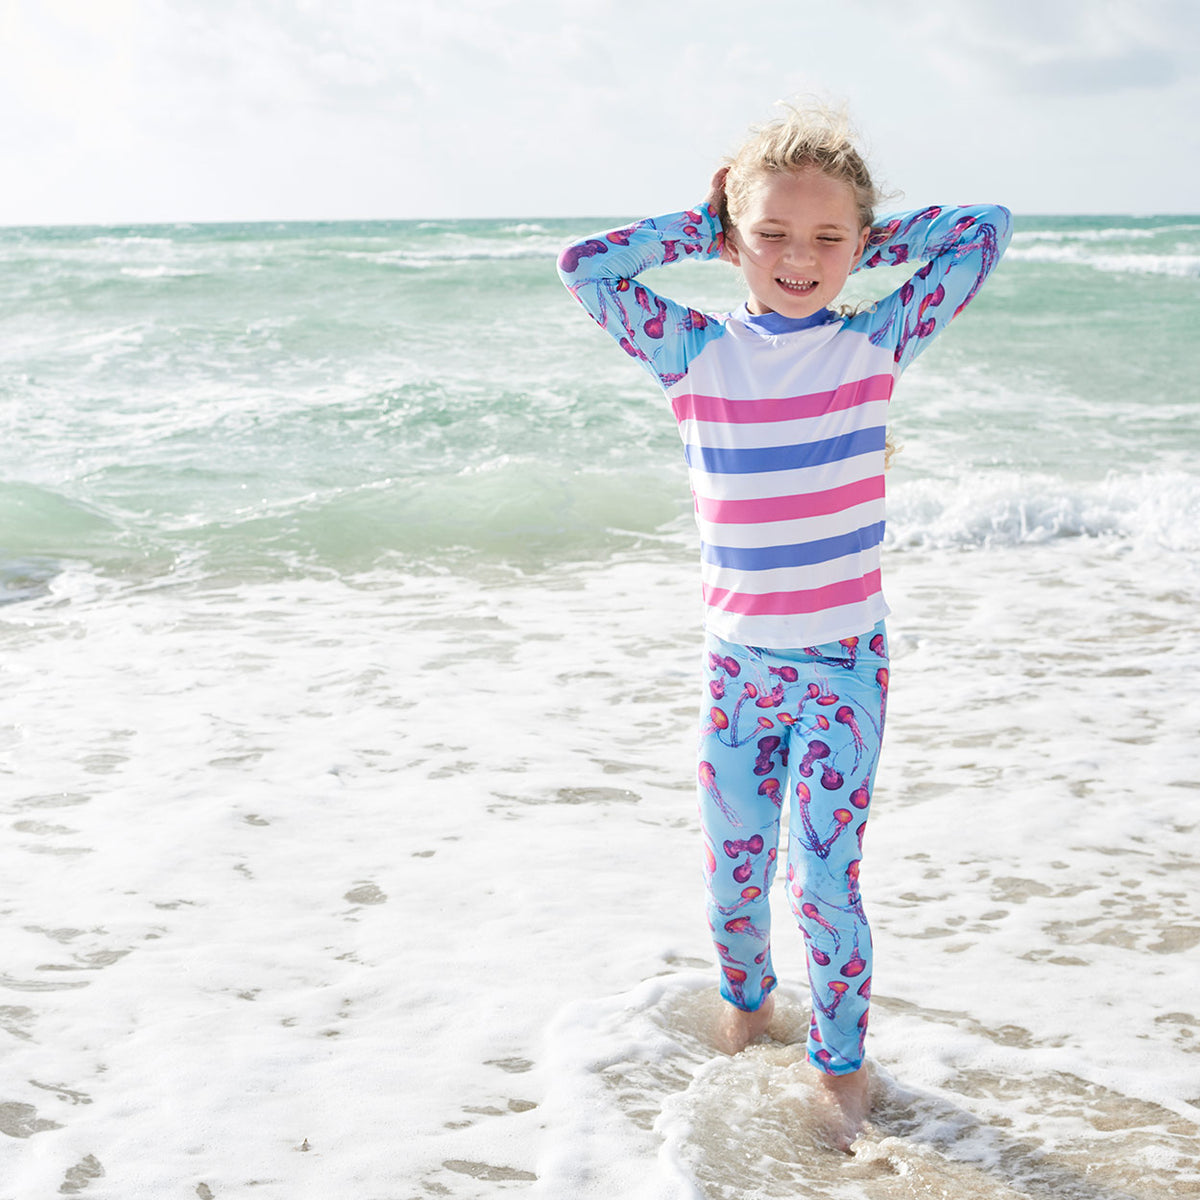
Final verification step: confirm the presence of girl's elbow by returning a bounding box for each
[988,204,1014,247]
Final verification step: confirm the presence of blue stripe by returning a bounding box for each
[701,522,886,571]
[683,426,885,475]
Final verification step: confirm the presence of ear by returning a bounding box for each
[724,225,743,267]
[850,225,870,269]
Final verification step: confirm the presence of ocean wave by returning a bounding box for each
[1005,244,1200,277]
[335,244,561,266]
[1013,222,1200,244]
[1012,227,1158,244]
[119,266,206,279]
[886,471,1200,552]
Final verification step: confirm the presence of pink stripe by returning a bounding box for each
[703,570,883,617]
[671,374,893,425]
[695,475,884,525]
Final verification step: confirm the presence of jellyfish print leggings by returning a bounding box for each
[697,622,889,1076]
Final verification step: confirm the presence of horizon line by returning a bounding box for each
[1,209,1199,233]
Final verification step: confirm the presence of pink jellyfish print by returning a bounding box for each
[795,782,855,859]
[724,833,764,888]
[787,681,821,726]
[605,224,637,246]
[754,735,783,776]
[758,777,783,810]
[915,282,946,338]
[725,915,768,943]
[840,931,868,979]
[835,705,867,770]
[557,239,608,273]
[787,861,803,903]
[707,651,741,700]
[801,901,841,947]
[723,834,765,859]
[821,763,845,791]
[721,965,748,1006]
[699,760,741,827]
[717,882,767,918]
[797,740,830,778]
[709,650,740,676]
[643,296,669,339]
[813,979,850,1020]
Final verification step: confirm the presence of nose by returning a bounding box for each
[784,236,818,267]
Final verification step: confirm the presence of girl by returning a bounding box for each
[557,104,1011,1147]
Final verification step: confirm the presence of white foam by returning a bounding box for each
[1005,242,1200,277]
[887,469,1200,555]
[2,536,1198,1196]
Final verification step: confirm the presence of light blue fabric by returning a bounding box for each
[698,623,888,1075]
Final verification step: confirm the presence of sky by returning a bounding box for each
[0,0,1197,226]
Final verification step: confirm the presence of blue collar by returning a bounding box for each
[739,305,837,335]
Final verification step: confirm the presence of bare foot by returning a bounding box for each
[714,993,775,1054]
[811,1064,869,1152]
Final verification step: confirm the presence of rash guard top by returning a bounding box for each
[558,201,1012,647]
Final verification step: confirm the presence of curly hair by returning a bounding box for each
[722,101,883,233]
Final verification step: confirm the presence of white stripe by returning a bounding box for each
[675,322,896,400]
[703,596,889,649]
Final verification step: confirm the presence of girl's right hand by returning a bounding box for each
[704,166,733,261]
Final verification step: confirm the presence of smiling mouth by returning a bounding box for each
[777,276,817,294]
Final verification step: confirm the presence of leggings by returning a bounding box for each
[697,622,888,1076]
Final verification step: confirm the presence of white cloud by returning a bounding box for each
[0,0,1196,223]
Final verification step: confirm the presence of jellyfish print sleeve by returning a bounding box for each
[852,204,1013,371]
[557,205,724,388]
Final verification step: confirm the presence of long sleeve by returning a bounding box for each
[557,205,726,387]
[852,204,1013,370]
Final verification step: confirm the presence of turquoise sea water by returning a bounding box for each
[2,213,1198,590]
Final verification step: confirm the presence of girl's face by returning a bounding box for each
[728,167,870,318]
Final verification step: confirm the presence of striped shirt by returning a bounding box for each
[558,201,1012,646]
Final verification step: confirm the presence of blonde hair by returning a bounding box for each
[722,101,882,233]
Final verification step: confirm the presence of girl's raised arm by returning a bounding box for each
[852,203,1013,370]
[557,199,725,388]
